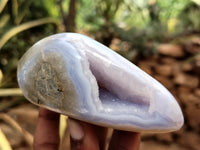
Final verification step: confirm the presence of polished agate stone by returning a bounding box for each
[17,33,184,133]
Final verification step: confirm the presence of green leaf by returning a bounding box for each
[0,18,59,50]
[0,14,10,28]
[12,0,18,21]
[0,128,12,150]
[0,70,2,86]
[0,0,9,13]
[0,88,23,97]
[14,0,33,24]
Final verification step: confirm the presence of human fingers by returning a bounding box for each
[33,107,60,150]
[68,118,108,150]
[108,130,140,150]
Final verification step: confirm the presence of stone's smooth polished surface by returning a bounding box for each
[17,33,184,133]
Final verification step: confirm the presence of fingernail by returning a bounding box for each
[68,118,84,140]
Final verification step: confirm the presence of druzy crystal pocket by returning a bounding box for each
[17,33,184,132]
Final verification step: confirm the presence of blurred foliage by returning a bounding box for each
[0,0,60,88]
[0,0,200,88]
[77,0,199,60]
[177,1,200,33]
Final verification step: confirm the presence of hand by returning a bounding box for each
[34,108,141,150]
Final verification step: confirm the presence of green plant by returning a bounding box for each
[0,0,60,89]
[0,0,59,50]
[177,1,200,33]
